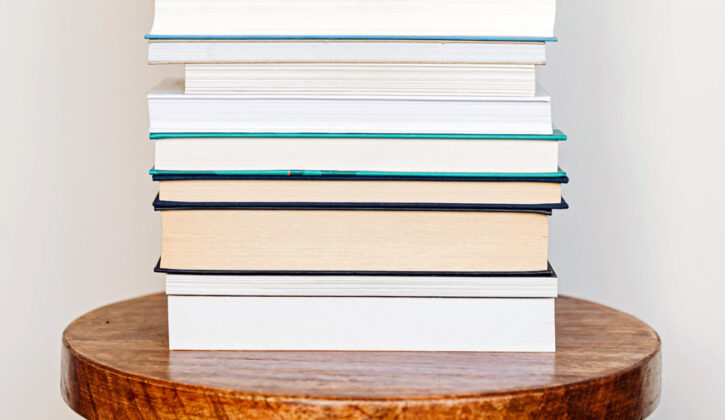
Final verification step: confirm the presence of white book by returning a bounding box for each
[148,41,546,65]
[148,79,553,134]
[165,273,558,297]
[153,137,559,173]
[148,0,556,39]
[184,63,536,97]
[167,296,556,351]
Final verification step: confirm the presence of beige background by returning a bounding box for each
[1,0,724,418]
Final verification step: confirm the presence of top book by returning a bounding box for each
[148,0,556,40]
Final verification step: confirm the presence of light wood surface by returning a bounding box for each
[61,294,661,419]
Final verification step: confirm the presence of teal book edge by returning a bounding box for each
[149,168,568,178]
[150,130,567,141]
[145,35,557,42]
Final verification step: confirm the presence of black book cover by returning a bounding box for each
[152,195,568,214]
[155,259,556,278]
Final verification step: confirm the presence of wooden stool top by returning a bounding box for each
[61,294,660,419]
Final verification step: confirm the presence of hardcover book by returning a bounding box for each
[151,132,565,173]
[156,206,557,273]
[157,179,566,207]
[159,261,558,298]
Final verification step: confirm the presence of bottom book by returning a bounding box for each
[168,296,555,352]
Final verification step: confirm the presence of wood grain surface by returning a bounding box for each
[61,294,661,419]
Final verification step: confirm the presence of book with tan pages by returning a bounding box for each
[158,208,551,273]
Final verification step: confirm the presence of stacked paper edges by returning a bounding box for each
[146,0,565,352]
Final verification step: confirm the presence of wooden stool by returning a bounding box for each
[61,294,661,419]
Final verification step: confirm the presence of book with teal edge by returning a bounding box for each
[150,168,569,183]
[150,130,567,141]
[145,35,557,42]
[150,130,568,181]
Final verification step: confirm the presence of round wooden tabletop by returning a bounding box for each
[61,294,661,419]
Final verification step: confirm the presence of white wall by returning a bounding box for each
[540,1,725,418]
[0,0,723,418]
[0,1,178,417]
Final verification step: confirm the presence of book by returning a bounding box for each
[148,40,547,65]
[148,79,553,134]
[157,207,552,272]
[157,179,564,206]
[150,168,569,182]
[148,0,556,39]
[160,263,558,297]
[167,296,556,351]
[152,136,562,173]
[155,195,566,211]
[152,168,569,206]
[184,63,536,97]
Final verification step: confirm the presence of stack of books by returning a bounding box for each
[147,0,565,352]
